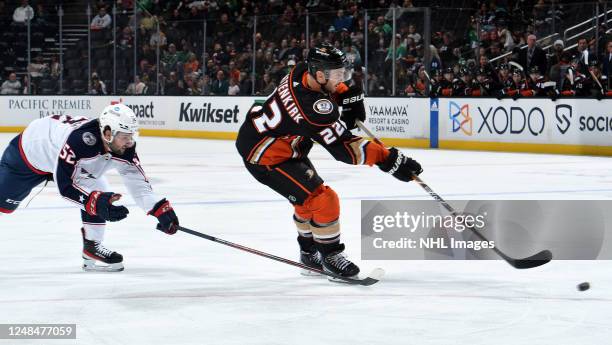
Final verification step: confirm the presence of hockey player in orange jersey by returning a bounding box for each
[236,43,422,280]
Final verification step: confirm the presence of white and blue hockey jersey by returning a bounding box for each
[20,115,158,212]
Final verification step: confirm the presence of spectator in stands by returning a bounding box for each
[89,72,107,95]
[90,6,111,31]
[1,73,21,95]
[256,73,276,96]
[12,0,33,24]
[286,38,303,62]
[164,71,184,95]
[183,53,200,76]
[601,40,612,81]
[518,34,547,75]
[548,39,565,70]
[228,60,240,82]
[343,43,362,68]
[150,24,167,48]
[211,70,229,95]
[228,77,240,96]
[237,72,250,95]
[374,16,392,40]
[162,43,179,72]
[27,55,48,91]
[184,75,200,95]
[21,75,31,94]
[569,37,593,71]
[333,9,353,32]
[199,74,211,96]
[386,34,407,63]
[407,24,421,45]
[215,13,236,44]
[126,75,147,95]
[118,26,134,51]
[49,55,61,79]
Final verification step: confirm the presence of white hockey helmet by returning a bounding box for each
[99,103,139,144]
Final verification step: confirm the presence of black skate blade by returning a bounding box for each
[327,268,385,286]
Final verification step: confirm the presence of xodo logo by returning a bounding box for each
[478,106,545,136]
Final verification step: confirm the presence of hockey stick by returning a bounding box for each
[588,69,605,95]
[157,224,385,286]
[508,61,526,80]
[355,120,553,269]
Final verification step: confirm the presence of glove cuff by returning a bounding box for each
[149,198,172,217]
[377,148,399,172]
[85,191,102,216]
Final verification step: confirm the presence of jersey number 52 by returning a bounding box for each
[59,144,76,165]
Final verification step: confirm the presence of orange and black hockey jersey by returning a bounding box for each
[236,63,388,167]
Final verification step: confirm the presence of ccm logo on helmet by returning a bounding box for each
[342,94,364,105]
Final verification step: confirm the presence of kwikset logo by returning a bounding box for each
[179,103,240,123]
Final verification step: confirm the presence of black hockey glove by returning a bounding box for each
[85,191,129,222]
[338,83,366,130]
[149,198,179,235]
[377,147,423,182]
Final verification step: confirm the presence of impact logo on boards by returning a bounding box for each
[112,98,155,118]
[555,104,572,134]
[449,101,472,135]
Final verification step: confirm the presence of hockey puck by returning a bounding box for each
[577,282,590,291]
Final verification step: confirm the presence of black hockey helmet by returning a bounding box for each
[528,66,540,75]
[498,63,509,71]
[443,67,454,75]
[589,59,600,67]
[458,67,471,78]
[307,42,352,81]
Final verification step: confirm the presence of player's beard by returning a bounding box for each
[109,141,127,155]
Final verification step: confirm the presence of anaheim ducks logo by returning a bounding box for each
[313,99,333,114]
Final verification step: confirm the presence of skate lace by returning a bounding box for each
[326,252,352,270]
[95,243,113,257]
[312,251,322,265]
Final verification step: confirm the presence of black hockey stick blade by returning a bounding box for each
[344,268,385,286]
[507,249,553,269]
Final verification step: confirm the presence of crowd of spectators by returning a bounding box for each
[0,0,611,98]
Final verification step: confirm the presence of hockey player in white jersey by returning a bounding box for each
[0,103,179,271]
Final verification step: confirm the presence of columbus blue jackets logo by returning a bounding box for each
[82,132,97,146]
[313,99,333,114]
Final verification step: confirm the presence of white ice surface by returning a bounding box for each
[0,133,611,345]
